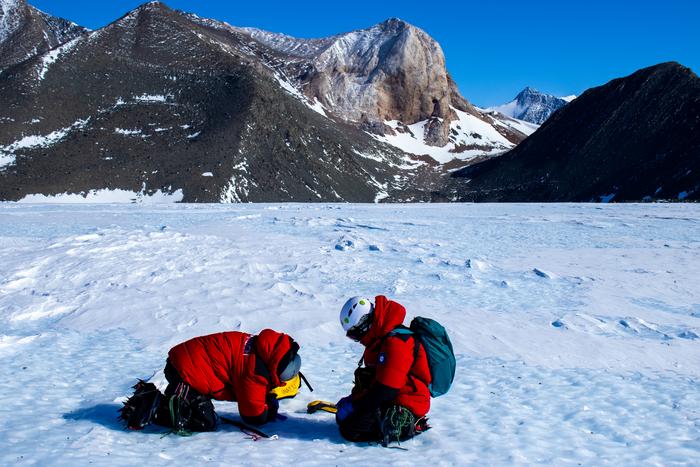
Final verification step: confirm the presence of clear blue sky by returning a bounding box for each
[31,0,700,107]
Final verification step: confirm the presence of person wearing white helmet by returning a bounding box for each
[335,295,431,446]
[339,296,374,341]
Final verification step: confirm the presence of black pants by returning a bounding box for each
[338,405,416,444]
[153,360,218,432]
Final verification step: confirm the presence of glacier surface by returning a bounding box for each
[0,203,698,465]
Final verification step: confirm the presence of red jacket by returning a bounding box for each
[168,329,294,419]
[357,296,431,417]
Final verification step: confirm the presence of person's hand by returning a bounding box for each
[335,395,354,422]
[265,393,280,422]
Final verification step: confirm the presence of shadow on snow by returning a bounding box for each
[63,404,345,443]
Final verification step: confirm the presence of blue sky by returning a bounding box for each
[31,0,700,106]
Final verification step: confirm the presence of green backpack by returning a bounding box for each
[390,317,456,397]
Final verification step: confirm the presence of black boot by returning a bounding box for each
[119,380,163,430]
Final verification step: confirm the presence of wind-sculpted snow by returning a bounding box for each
[0,203,698,464]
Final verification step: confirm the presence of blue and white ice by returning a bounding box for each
[0,203,699,465]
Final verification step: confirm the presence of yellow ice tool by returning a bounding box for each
[270,374,301,400]
[306,400,338,414]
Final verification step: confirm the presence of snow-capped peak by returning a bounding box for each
[0,0,24,43]
[489,87,572,125]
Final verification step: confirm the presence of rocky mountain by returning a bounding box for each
[0,2,532,202]
[489,87,573,125]
[0,0,87,72]
[198,16,534,161]
[0,2,438,202]
[450,62,700,202]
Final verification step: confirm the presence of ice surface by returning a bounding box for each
[0,203,698,465]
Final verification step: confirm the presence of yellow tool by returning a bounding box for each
[307,400,338,414]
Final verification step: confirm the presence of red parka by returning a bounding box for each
[168,329,294,420]
[357,296,431,417]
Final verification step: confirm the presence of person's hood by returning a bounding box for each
[359,295,406,346]
[254,329,294,387]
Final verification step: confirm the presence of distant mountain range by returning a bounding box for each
[0,1,698,202]
[489,88,575,125]
[451,62,700,202]
[0,1,531,202]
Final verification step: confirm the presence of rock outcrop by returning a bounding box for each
[236,18,528,151]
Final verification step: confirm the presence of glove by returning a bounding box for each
[265,393,279,422]
[335,396,354,423]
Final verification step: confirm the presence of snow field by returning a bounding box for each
[0,203,699,465]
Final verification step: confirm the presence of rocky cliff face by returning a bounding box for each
[450,62,700,202]
[0,0,86,72]
[235,18,529,151]
[489,87,571,125]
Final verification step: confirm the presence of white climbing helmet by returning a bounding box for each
[339,296,374,339]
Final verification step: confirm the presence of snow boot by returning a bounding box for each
[119,380,163,430]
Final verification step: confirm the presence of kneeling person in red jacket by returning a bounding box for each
[120,329,301,431]
[336,296,431,445]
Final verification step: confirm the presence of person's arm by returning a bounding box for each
[352,336,414,412]
[352,382,399,413]
[237,364,274,426]
[241,393,278,425]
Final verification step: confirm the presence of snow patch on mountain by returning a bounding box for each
[371,108,516,164]
[239,27,334,58]
[36,36,82,81]
[133,94,172,103]
[272,73,329,118]
[483,109,539,136]
[0,117,91,169]
[15,187,184,203]
[114,128,143,137]
[0,152,14,168]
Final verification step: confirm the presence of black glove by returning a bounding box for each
[265,393,279,422]
[353,367,375,392]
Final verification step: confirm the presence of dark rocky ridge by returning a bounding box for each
[450,62,700,202]
[0,0,87,72]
